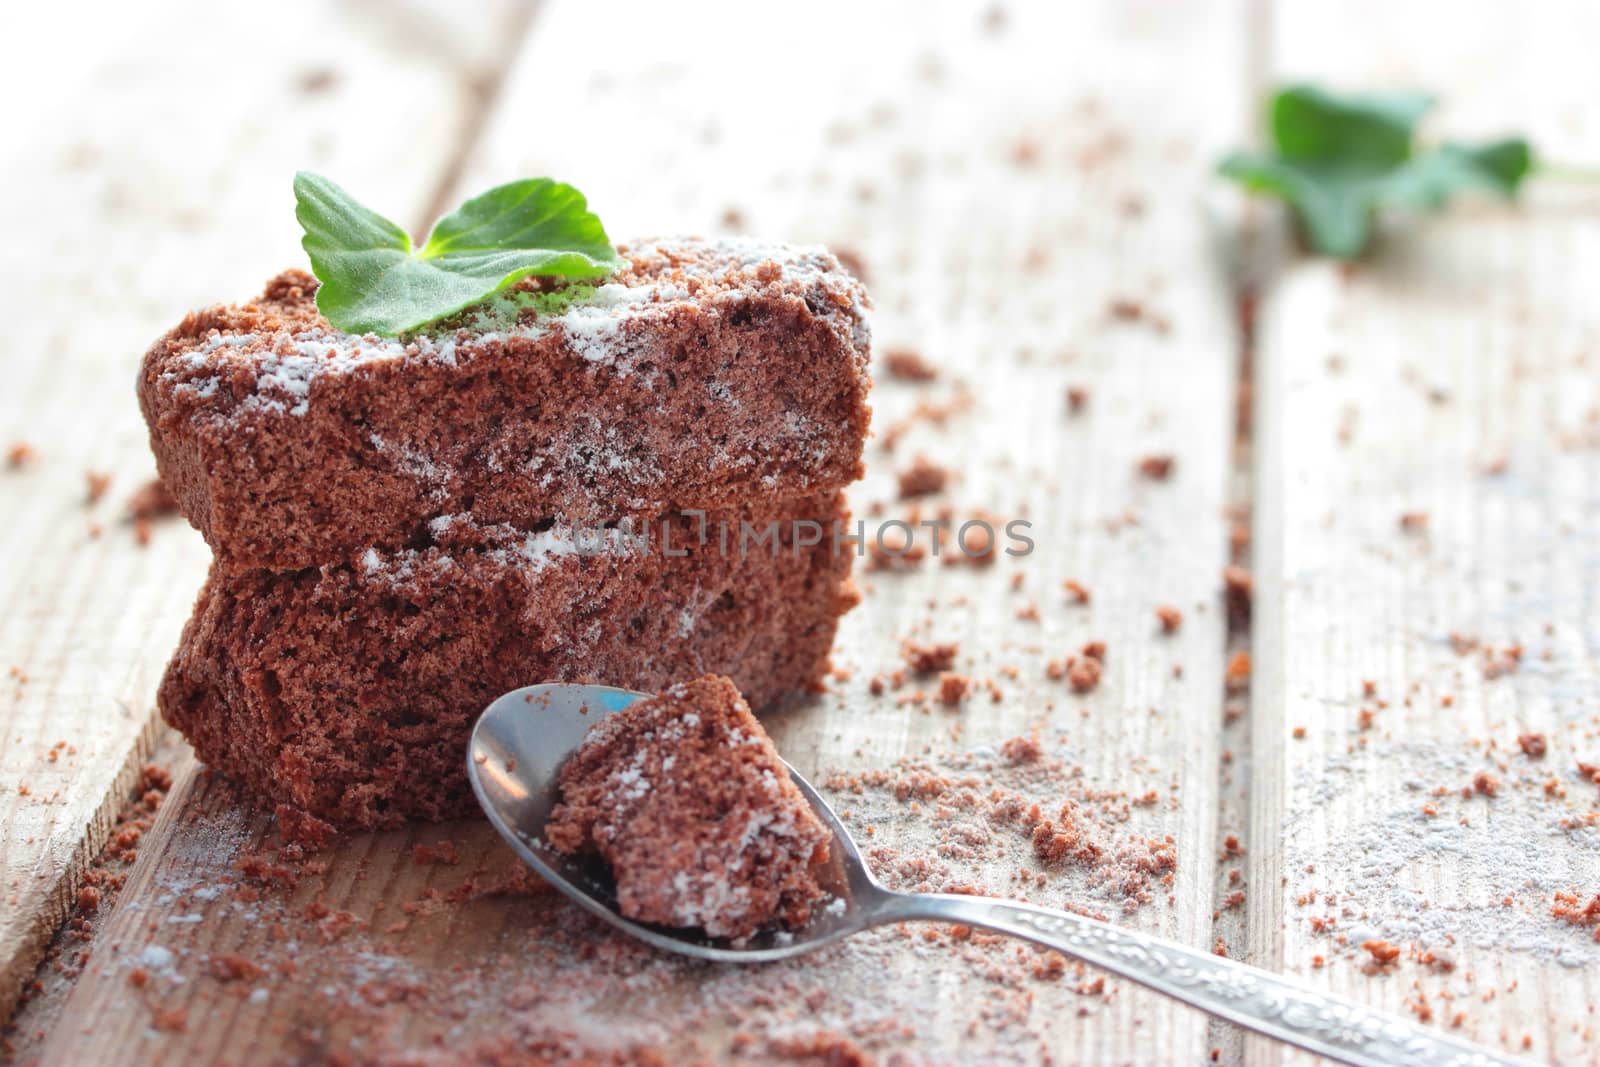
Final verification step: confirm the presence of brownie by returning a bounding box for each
[158,495,858,829]
[545,675,831,940]
[139,238,872,570]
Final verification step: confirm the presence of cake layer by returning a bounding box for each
[139,237,872,570]
[546,674,831,940]
[158,495,858,830]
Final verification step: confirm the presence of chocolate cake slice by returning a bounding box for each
[158,496,857,829]
[545,675,831,940]
[139,238,872,570]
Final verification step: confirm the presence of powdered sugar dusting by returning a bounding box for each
[1283,741,1600,970]
[155,236,869,419]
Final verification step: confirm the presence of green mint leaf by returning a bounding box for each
[1218,86,1533,258]
[294,172,623,336]
[1270,85,1434,167]
[1384,139,1534,208]
[1218,153,1386,258]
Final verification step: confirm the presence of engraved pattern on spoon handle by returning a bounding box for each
[879,893,1531,1067]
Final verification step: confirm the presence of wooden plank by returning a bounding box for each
[40,0,1250,1062]
[1247,4,1600,1064]
[0,0,530,1026]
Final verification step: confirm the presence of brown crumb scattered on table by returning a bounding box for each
[1062,579,1091,605]
[937,673,970,706]
[1398,511,1428,533]
[1137,454,1174,481]
[1065,386,1088,415]
[126,477,181,521]
[883,347,939,382]
[904,641,958,673]
[206,954,265,983]
[85,470,112,504]
[1068,643,1105,694]
[1000,736,1042,765]
[1551,891,1600,938]
[897,455,950,499]
[149,1006,187,1032]
[414,840,461,866]
[1517,734,1547,759]
[1481,644,1522,680]
[866,521,927,571]
[6,442,36,469]
[1361,939,1401,967]
[1225,650,1250,691]
[1108,298,1145,322]
[1154,605,1182,634]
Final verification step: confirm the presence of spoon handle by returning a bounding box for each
[879,893,1531,1067]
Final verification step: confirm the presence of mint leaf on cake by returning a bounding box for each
[294,172,625,336]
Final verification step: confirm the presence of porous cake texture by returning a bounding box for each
[160,497,856,829]
[140,238,871,570]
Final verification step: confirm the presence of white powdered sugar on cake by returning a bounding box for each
[350,514,644,591]
[155,236,869,420]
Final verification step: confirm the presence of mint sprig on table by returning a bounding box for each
[1219,86,1533,258]
[294,172,624,336]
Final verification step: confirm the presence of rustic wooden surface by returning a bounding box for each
[0,0,530,1030]
[4,0,1599,1064]
[1246,4,1600,1066]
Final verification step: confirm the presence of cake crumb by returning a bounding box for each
[1000,736,1042,765]
[1154,605,1182,634]
[6,442,36,469]
[1398,511,1429,533]
[1137,454,1174,481]
[937,673,970,707]
[207,954,265,983]
[85,470,113,504]
[1068,658,1101,694]
[1551,891,1600,936]
[904,642,958,674]
[1225,651,1251,691]
[413,841,461,866]
[1361,939,1401,967]
[546,675,830,940]
[883,348,939,382]
[126,478,181,521]
[897,455,950,499]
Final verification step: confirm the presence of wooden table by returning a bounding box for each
[3,1,1597,1063]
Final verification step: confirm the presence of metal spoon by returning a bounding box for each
[468,683,1530,1067]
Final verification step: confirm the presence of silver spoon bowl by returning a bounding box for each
[469,683,1531,1067]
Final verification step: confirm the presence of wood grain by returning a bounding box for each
[32,0,1251,1063]
[1246,4,1600,1064]
[0,0,529,1026]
